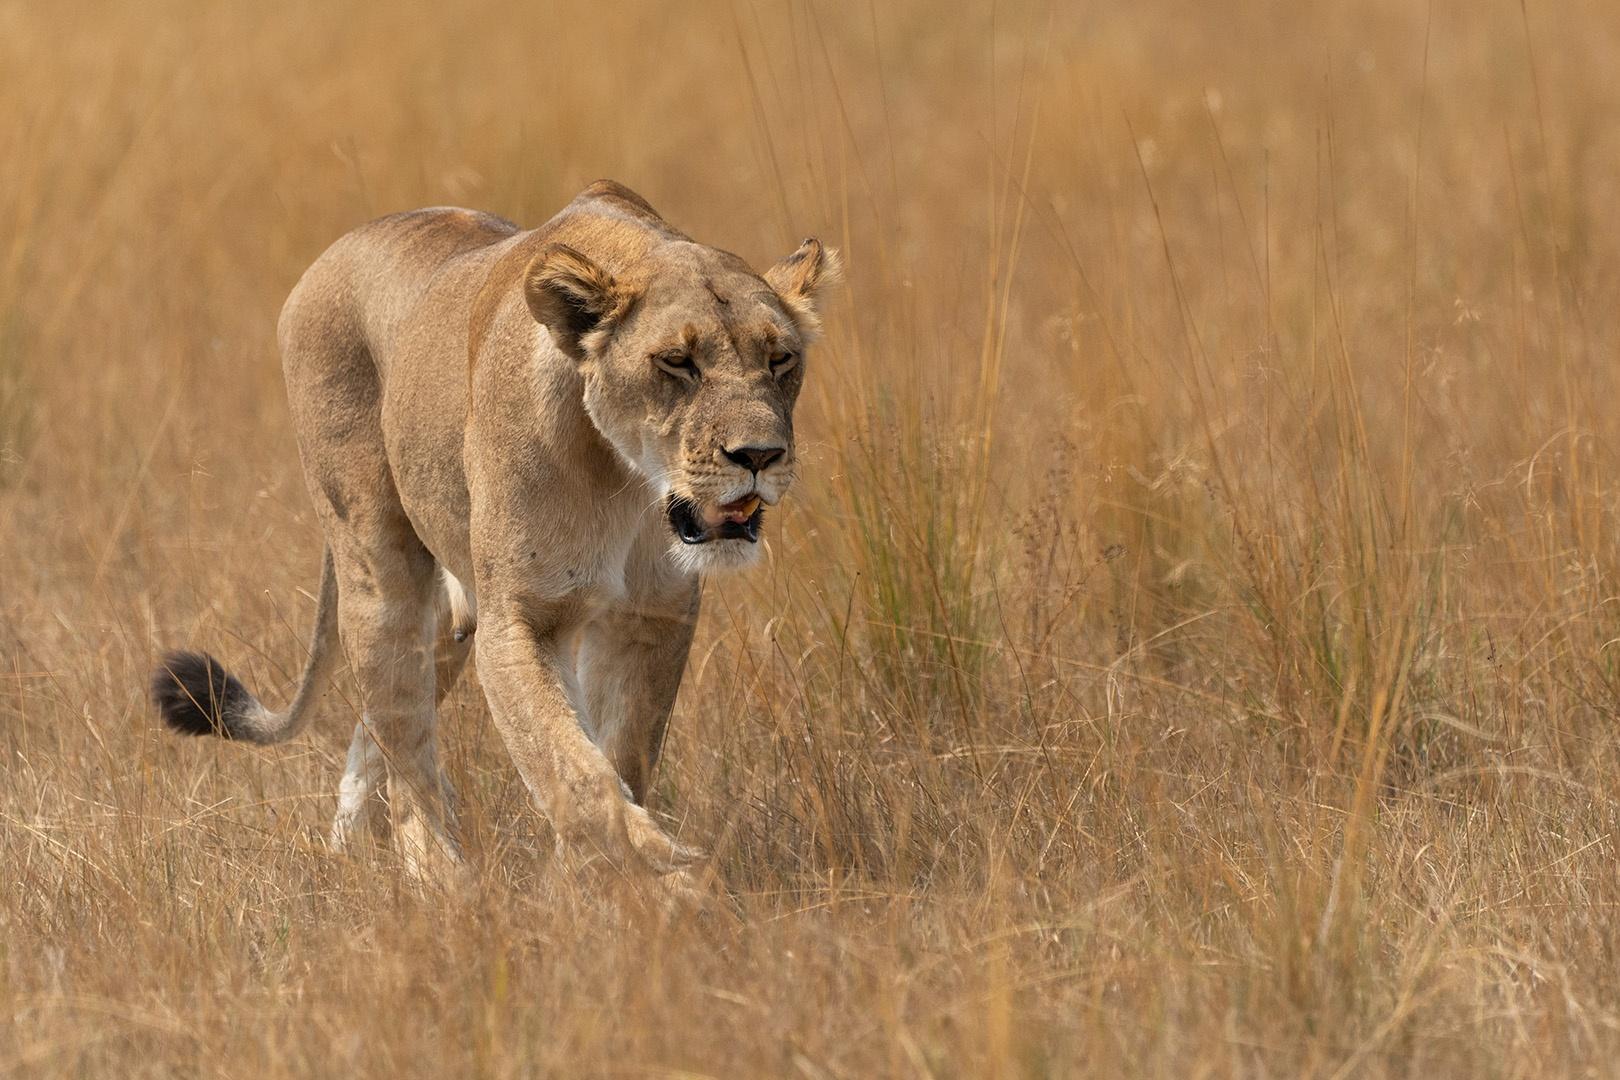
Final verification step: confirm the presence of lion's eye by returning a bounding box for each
[653,351,698,379]
[769,349,799,376]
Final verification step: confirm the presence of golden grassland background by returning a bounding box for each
[5,0,1620,1074]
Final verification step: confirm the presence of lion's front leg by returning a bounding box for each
[475,601,700,882]
[579,582,700,804]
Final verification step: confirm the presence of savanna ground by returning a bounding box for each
[4,0,1620,1075]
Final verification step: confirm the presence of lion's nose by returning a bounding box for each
[721,445,786,474]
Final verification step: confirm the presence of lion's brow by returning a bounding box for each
[750,289,793,316]
[702,278,731,307]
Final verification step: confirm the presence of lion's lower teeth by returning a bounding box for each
[704,496,760,527]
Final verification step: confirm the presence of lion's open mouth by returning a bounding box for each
[667,493,765,544]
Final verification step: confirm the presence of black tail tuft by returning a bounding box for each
[151,650,252,738]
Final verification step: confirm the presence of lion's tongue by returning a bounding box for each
[703,495,761,527]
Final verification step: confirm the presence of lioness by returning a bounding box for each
[151,180,838,890]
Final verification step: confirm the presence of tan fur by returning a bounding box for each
[213,181,836,891]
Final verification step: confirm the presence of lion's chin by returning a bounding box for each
[667,535,765,576]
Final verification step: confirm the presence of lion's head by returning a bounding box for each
[524,234,839,572]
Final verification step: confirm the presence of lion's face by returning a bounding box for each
[525,237,838,573]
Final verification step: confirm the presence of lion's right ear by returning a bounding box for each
[524,245,632,361]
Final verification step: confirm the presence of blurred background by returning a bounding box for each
[5,0,1620,1075]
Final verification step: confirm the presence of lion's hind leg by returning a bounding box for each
[328,566,473,854]
[328,565,475,871]
[292,404,463,881]
[332,547,463,885]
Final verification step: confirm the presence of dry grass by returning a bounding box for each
[5,0,1620,1075]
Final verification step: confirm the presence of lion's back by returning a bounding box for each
[277,207,520,368]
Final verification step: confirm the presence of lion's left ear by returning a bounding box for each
[765,237,842,339]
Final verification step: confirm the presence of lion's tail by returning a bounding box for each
[151,547,340,746]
